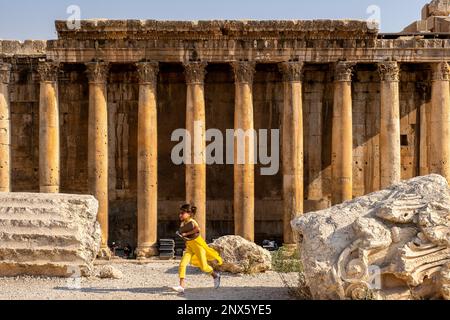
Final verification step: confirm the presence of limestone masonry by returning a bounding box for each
[2,1,450,257]
[292,174,450,300]
[0,193,100,277]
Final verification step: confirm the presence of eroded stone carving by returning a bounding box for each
[183,61,207,85]
[292,174,450,300]
[231,61,256,84]
[279,61,304,82]
[86,61,109,83]
[432,62,450,81]
[334,61,356,82]
[428,0,450,17]
[37,61,59,82]
[378,61,400,82]
[136,61,159,86]
[0,192,101,277]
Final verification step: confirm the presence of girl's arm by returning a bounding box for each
[182,226,200,237]
[181,221,200,237]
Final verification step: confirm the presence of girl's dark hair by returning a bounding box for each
[180,204,197,216]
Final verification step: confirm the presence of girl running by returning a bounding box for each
[172,204,223,294]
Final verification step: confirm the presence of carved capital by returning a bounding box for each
[378,61,400,82]
[184,62,207,85]
[85,61,109,84]
[334,61,356,82]
[279,62,304,82]
[37,61,59,82]
[0,63,11,84]
[432,62,450,81]
[136,61,159,86]
[232,61,256,84]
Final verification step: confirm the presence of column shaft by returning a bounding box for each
[379,61,401,189]
[332,62,355,205]
[184,62,207,238]
[430,62,450,182]
[279,62,304,245]
[232,62,255,242]
[37,62,60,193]
[86,62,110,258]
[136,62,159,258]
[418,83,429,176]
[0,64,11,192]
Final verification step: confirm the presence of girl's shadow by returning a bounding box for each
[165,266,246,278]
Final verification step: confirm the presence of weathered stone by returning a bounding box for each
[97,265,123,279]
[210,236,271,274]
[2,3,450,252]
[428,0,450,16]
[291,174,450,300]
[0,193,101,277]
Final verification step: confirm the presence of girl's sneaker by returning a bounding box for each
[171,285,185,294]
[214,273,221,289]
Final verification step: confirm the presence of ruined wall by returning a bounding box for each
[204,64,235,240]
[352,64,381,197]
[9,59,40,192]
[59,63,89,194]
[399,64,429,181]
[253,64,283,243]
[303,65,333,209]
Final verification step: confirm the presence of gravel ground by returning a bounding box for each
[0,260,298,300]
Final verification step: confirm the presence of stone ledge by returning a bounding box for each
[0,40,47,57]
[55,19,378,40]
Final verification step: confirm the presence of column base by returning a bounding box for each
[97,246,112,260]
[135,245,159,259]
[40,186,60,193]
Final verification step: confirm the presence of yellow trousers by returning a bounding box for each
[179,236,223,279]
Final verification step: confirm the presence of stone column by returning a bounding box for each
[332,62,355,205]
[378,61,401,189]
[37,61,60,193]
[232,61,255,242]
[417,82,429,176]
[0,63,11,192]
[136,62,159,258]
[86,61,110,258]
[279,61,304,247]
[184,62,207,238]
[430,62,450,183]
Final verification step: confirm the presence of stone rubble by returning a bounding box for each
[292,175,450,300]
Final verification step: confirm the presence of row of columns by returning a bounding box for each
[330,60,403,204]
[1,59,450,256]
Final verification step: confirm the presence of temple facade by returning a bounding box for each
[2,8,450,256]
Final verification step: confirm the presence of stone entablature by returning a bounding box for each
[54,20,378,41]
[3,20,450,63]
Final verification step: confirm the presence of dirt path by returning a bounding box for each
[0,260,297,300]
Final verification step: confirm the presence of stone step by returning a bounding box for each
[0,224,77,235]
[0,192,100,277]
[0,260,89,277]
[0,210,71,222]
[0,247,84,264]
[0,230,80,247]
[0,218,72,229]
[0,205,60,212]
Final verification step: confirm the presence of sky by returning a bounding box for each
[0,0,430,40]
